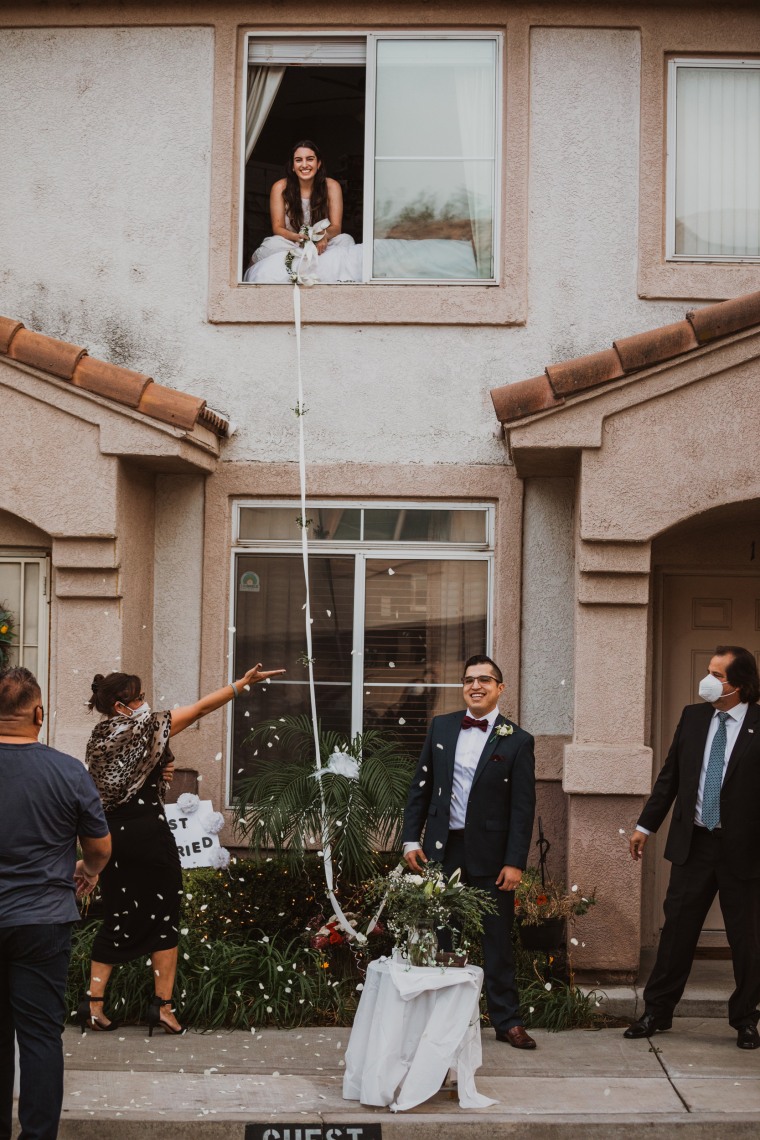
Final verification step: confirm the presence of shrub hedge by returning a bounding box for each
[68,855,603,1032]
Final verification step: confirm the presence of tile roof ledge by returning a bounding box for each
[0,314,229,440]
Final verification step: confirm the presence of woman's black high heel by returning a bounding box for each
[147,996,187,1036]
[76,996,121,1034]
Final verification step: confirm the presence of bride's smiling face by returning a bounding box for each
[292,147,320,182]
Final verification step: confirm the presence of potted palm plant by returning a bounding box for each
[233,715,414,881]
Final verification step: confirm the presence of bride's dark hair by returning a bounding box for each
[283,139,329,233]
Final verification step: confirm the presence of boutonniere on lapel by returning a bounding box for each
[489,722,514,744]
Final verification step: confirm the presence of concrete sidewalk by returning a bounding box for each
[13,1016,760,1139]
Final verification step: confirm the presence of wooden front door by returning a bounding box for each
[656,572,760,947]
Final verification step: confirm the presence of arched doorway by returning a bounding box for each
[650,502,760,954]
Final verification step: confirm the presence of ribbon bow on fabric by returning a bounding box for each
[289,219,332,286]
[461,715,489,731]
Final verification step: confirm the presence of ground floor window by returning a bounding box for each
[229,503,493,797]
[0,553,50,739]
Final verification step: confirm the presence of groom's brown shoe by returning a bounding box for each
[495,1025,537,1049]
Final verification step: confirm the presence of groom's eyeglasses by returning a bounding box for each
[462,675,499,687]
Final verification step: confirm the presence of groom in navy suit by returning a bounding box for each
[402,654,537,1048]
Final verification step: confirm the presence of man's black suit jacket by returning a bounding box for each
[638,701,760,878]
[402,709,536,877]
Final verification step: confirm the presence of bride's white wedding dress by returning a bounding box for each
[244,198,361,284]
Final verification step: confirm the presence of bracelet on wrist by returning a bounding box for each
[230,681,240,698]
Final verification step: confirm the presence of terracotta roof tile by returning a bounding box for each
[546,348,624,396]
[687,290,760,344]
[137,381,206,432]
[490,375,562,422]
[614,320,698,372]
[0,317,23,355]
[0,315,228,438]
[492,288,760,425]
[9,328,87,380]
[73,356,151,408]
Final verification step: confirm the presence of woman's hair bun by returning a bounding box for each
[91,674,104,693]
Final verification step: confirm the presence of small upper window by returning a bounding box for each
[667,59,760,262]
[240,33,502,285]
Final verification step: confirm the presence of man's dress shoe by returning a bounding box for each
[495,1025,537,1049]
[737,1025,760,1049]
[623,1013,672,1039]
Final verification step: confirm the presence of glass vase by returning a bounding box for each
[406,926,439,967]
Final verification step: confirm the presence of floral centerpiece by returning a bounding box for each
[0,606,14,668]
[366,862,496,967]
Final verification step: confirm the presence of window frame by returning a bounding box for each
[226,499,495,803]
[239,30,504,286]
[0,552,50,742]
[666,56,760,264]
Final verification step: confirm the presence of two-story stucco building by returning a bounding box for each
[2,0,759,980]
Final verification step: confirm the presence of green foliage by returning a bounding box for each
[0,605,14,667]
[67,923,357,1030]
[519,974,606,1032]
[233,716,414,881]
[67,857,604,1032]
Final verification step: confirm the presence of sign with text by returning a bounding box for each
[245,1127,381,1140]
[164,799,221,868]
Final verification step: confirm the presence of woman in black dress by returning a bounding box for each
[79,661,283,1035]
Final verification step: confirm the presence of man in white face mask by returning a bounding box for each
[624,646,760,1049]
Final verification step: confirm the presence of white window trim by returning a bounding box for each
[240,30,503,286]
[666,57,760,264]
[225,500,495,804]
[0,553,50,743]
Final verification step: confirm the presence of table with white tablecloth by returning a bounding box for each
[342,957,497,1113]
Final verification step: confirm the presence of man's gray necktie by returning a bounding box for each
[701,711,729,831]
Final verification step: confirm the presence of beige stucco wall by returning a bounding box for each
[0,511,50,548]
[0,17,695,469]
[153,474,205,708]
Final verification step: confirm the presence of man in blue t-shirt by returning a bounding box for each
[0,667,111,1140]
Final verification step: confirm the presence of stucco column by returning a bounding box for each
[48,536,124,758]
[563,540,652,978]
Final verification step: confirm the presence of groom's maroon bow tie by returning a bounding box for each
[461,715,489,731]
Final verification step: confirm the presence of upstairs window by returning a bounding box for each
[241,33,502,284]
[667,59,760,261]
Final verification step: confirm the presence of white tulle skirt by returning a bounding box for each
[244,233,361,284]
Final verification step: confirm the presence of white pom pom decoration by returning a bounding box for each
[176,793,200,815]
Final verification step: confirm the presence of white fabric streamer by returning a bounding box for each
[292,284,395,947]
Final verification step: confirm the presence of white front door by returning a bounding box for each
[0,554,50,741]
[656,572,760,944]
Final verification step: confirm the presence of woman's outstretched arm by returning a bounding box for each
[169,663,285,737]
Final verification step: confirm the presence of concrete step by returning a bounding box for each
[588,953,735,1021]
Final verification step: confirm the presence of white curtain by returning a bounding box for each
[453,50,496,278]
[246,66,286,162]
[675,66,760,257]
